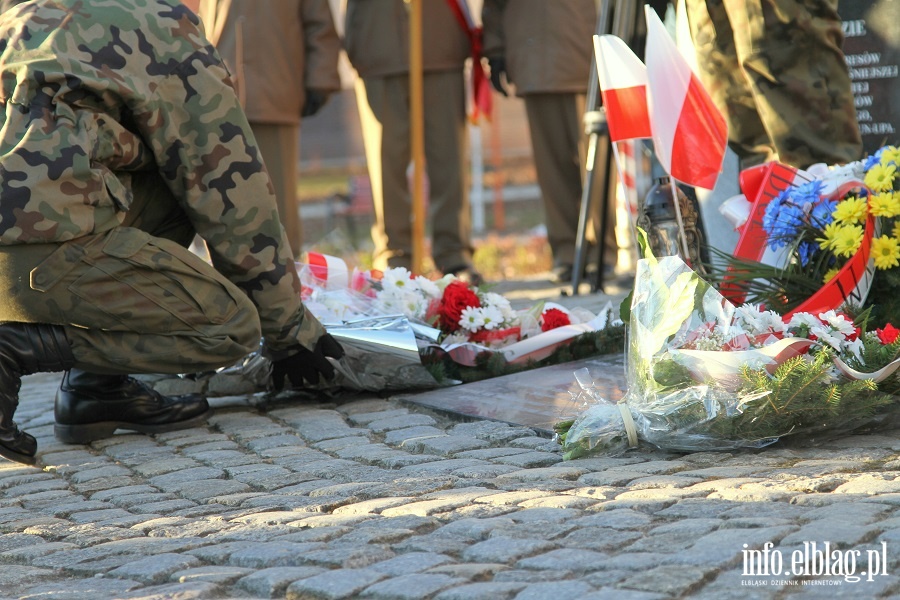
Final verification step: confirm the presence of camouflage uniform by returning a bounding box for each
[685,0,863,169]
[0,0,327,375]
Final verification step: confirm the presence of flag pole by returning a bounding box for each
[668,179,692,259]
[408,0,426,275]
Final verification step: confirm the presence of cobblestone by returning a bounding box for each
[3,369,900,599]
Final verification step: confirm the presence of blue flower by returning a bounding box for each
[797,241,818,267]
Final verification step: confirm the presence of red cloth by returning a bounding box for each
[444,0,493,123]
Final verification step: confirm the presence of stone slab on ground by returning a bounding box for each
[397,354,626,435]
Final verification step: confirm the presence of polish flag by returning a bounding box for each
[644,6,727,190]
[594,35,652,143]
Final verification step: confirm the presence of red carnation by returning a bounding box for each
[438,280,481,333]
[877,323,900,345]
[541,307,571,332]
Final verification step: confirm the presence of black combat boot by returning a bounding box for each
[55,370,211,444]
[0,323,75,465]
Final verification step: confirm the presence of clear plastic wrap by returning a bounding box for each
[560,254,900,458]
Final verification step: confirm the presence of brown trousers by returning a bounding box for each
[355,71,473,272]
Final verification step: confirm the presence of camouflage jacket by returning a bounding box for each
[0,0,325,352]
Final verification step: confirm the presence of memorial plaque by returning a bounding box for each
[840,0,900,154]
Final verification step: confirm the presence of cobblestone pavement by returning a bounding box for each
[4,369,900,600]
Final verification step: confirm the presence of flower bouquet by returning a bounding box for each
[558,145,900,459]
[299,256,625,385]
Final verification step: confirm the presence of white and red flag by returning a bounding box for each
[644,5,727,190]
[594,34,652,143]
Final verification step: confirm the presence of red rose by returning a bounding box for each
[877,323,900,345]
[541,307,571,332]
[438,280,480,333]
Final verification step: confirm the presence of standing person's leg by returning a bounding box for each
[525,93,586,280]
[722,0,862,168]
[357,76,414,270]
[422,70,474,277]
[252,122,302,258]
[685,0,775,168]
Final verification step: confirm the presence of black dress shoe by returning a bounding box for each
[0,426,37,466]
[54,370,210,444]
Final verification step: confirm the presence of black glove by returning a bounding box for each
[301,89,329,117]
[271,334,345,390]
[487,57,509,97]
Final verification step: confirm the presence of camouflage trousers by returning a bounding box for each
[0,172,261,375]
[684,0,862,169]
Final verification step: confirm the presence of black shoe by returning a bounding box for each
[54,370,210,444]
[0,323,74,465]
[445,265,484,287]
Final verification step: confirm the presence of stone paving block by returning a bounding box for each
[235,566,327,597]
[668,526,798,568]
[560,527,643,552]
[228,541,327,568]
[332,497,415,516]
[368,414,439,433]
[189,450,260,467]
[781,520,882,547]
[395,460,492,478]
[407,436,492,457]
[518,495,602,510]
[367,552,454,576]
[455,448,532,460]
[581,588,668,600]
[0,541,78,562]
[130,457,203,479]
[433,582,528,600]
[515,580,596,599]
[117,580,221,599]
[64,509,140,526]
[347,408,413,426]
[3,479,71,496]
[285,567,385,600]
[490,452,564,469]
[447,422,537,443]
[461,537,557,564]
[15,576,143,600]
[246,434,309,452]
[358,573,467,599]
[68,465,133,483]
[384,426,448,446]
[302,545,396,569]
[173,481,251,502]
[492,569,575,583]
[0,565,60,590]
[516,548,608,574]
[449,464,523,479]
[171,565,254,585]
[618,564,715,596]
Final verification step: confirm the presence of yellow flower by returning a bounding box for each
[817,221,843,251]
[869,191,900,217]
[823,267,840,283]
[872,235,900,270]
[881,146,900,166]
[865,163,897,193]
[832,196,868,224]
[831,224,864,258]
[894,221,900,239]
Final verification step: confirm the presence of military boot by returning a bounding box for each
[0,323,75,465]
[55,370,210,444]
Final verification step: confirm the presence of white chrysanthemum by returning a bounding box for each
[382,267,417,292]
[787,312,821,332]
[377,289,408,315]
[480,305,505,330]
[818,310,856,338]
[415,276,441,299]
[810,323,844,351]
[844,337,864,360]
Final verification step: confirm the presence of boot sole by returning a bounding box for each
[53,409,211,445]
[0,443,37,466]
